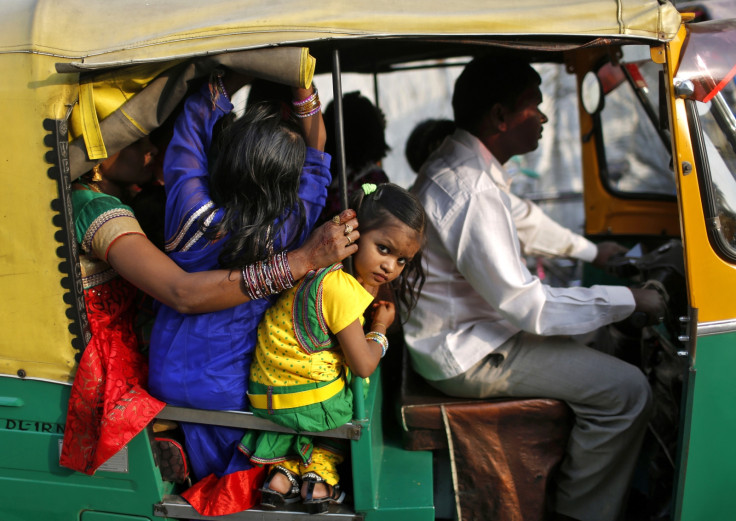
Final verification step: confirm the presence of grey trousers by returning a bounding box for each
[430,331,652,521]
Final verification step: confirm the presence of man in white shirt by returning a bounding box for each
[405,55,666,521]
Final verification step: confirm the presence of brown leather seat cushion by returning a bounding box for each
[399,353,571,451]
[397,351,573,521]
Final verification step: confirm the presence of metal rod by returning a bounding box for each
[332,49,349,215]
[331,48,353,274]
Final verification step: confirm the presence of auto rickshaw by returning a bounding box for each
[1,1,735,520]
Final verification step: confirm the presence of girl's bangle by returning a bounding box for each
[371,322,388,331]
[366,331,389,358]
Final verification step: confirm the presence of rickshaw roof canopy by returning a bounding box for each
[2,0,681,69]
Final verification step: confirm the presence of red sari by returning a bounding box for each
[60,186,165,474]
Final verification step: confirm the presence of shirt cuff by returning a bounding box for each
[600,285,637,322]
[574,238,599,263]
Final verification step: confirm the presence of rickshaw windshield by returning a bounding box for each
[676,20,736,255]
[591,45,676,198]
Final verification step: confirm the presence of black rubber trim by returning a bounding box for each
[44,118,90,359]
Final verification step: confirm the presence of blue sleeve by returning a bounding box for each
[163,84,230,247]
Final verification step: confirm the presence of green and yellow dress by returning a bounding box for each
[238,263,374,485]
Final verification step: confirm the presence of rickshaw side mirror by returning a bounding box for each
[581,70,604,114]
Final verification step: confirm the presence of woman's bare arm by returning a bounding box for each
[293,85,326,151]
[106,209,359,314]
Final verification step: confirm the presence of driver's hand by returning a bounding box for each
[592,241,630,269]
[630,288,667,325]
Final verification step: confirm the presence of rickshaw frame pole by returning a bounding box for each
[331,48,366,421]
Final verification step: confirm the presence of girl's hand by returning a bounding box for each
[288,209,359,279]
[336,300,394,378]
[370,300,395,332]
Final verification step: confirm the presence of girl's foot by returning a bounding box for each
[301,472,346,513]
[259,466,301,509]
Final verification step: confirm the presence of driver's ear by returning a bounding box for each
[487,102,507,132]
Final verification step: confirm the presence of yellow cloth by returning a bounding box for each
[279,446,343,485]
[247,376,344,410]
[250,269,374,387]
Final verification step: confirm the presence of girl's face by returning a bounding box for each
[353,214,422,295]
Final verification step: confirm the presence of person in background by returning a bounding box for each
[406,55,667,521]
[319,91,390,223]
[405,118,456,174]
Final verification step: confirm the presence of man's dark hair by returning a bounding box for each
[405,119,456,173]
[452,56,541,133]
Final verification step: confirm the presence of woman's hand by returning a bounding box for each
[288,209,359,280]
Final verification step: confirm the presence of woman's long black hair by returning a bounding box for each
[204,102,307,268]
[349,183,426,316]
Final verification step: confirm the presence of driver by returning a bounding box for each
[405,55,666,521]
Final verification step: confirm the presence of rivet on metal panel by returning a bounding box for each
[681,161,692,175]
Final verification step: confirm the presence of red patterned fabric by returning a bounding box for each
[60,277,165,474]
[182,466,266,516]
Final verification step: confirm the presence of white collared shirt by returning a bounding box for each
[405,129,635,381]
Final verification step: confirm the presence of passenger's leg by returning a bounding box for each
[300,446,343,499]
[431,332,652,521]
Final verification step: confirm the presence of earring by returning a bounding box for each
[91,164,103,182]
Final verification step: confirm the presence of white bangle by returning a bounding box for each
[366,331,389,358]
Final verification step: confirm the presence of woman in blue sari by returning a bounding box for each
[149,73,349,515]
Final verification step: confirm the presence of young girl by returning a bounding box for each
[238,182,426,513]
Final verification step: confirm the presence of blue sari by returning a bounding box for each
[148,84,330,514]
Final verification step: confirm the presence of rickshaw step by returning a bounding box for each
[156,405,362,441]
[154,494,363,520]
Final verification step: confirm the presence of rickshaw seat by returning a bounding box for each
[398,347,572,521]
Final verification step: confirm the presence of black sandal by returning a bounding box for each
[259,465,301,509]
[302,472,347,514]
